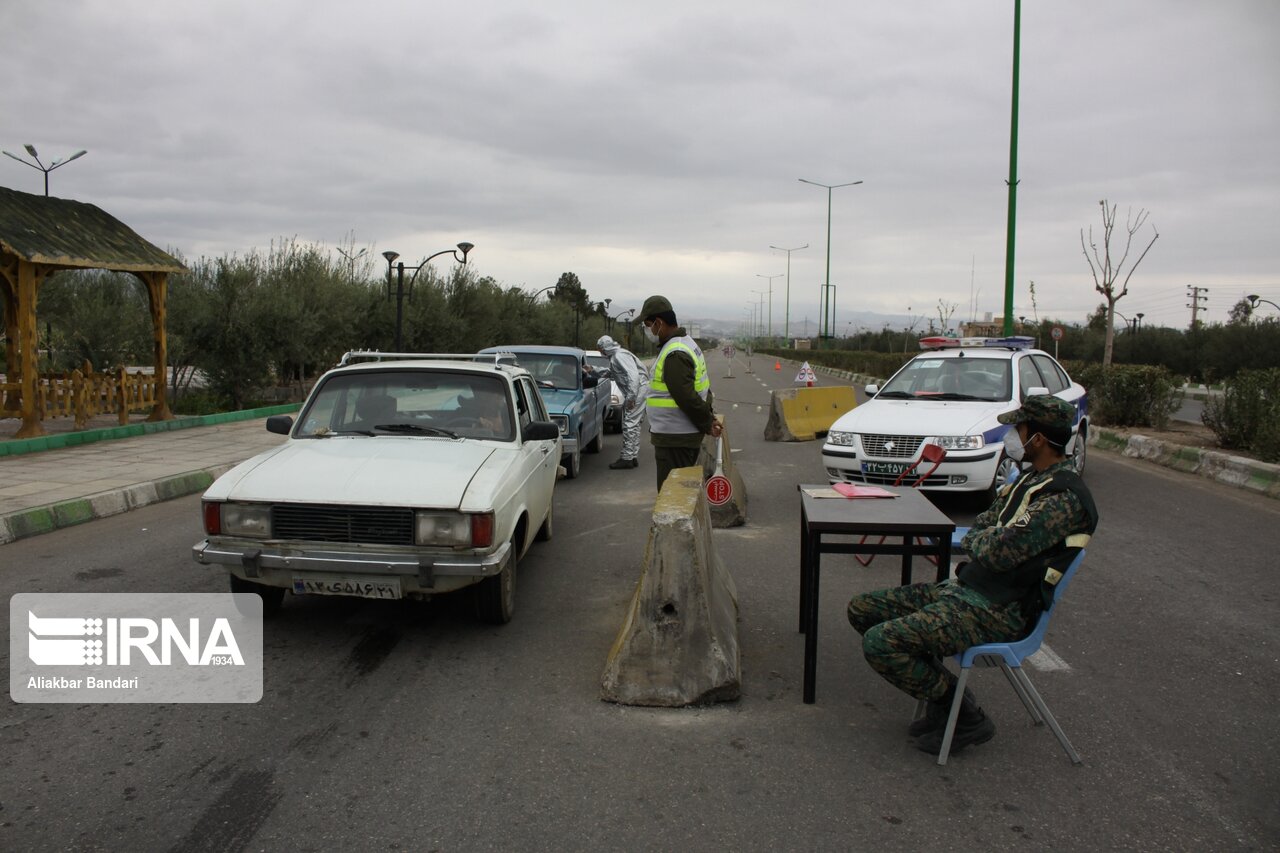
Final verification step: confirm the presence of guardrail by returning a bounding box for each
[1,363,163,430]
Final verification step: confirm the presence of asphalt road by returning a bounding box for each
[1,350,1277,851]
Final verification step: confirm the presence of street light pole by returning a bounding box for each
[756,274,783,345]
[770,243,808,345]
[1247,294,1280,317]
[1002,0,1023,336]
[799,178,862,346]
[3,144,88,196]
[381,242,474,351]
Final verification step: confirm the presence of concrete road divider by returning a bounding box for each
[600,466,741,706]
[763,386,857,442]
[697,415,747,527]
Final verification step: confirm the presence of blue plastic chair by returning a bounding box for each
[931,548,1088,766]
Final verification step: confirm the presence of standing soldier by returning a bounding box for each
[597,335,649,470]
[639,294,723,490]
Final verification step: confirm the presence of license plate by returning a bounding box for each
[861,461,909,476]
[292,576,402,600]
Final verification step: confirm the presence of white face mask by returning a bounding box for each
[643,324,659,344]
[1002,427,1030,463]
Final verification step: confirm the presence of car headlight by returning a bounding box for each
[550,415,568,435]
[415,511,495,548]
[827,430,856,447]
[933,435,985,450]
[220,503,272,538]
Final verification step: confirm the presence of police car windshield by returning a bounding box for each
[881,357,1012,402]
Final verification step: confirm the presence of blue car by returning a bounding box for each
[477,345,610,479]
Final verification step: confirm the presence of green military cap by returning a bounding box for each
[998,394,1075,431]
[640,294,673,321]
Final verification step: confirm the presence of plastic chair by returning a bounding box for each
[928,548,1088,766]
[853,443,946,567]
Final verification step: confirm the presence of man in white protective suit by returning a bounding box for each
[597,334,650,470]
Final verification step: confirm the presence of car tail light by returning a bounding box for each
[470,513,495,549]
[202,501,222,535]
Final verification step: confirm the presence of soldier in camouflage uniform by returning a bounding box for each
[847,395,1099,756]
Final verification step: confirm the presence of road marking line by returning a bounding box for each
[1027,643,1070,672]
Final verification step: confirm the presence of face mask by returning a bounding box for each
[643,324,659,343]
[1002,428,1030,463]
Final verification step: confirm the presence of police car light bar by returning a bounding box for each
[918,335,1035,351]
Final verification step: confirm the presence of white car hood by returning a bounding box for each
[203,437,501,508]
[832,399,1014,437]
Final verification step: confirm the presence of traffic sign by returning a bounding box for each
[705,474,732,506]
[1051,325,1063,341]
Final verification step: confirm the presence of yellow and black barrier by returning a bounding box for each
[763,386,857,442]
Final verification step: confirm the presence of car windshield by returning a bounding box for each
[499,353,581,390]
[585,354,610,373]
[879,356,1012,402]
[296,370,514,440]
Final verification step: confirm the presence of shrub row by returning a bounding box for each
[1202,368,1280,463]
[1073,364,1183,430]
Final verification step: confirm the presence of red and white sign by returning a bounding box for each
[795,361,816,385]
[1051,325,1064,341]
[705,474,733,506]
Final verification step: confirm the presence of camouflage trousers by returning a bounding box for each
[847,581,1026,701]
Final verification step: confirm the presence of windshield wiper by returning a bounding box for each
[929,393,985,401]
[873,391,913,399]
[372,423,460,439]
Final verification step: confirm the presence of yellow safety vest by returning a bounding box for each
[646,335,710,434]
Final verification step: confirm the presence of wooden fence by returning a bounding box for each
[0,363,163,429]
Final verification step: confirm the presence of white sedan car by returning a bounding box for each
[821,338,1088,500]
[192,352,561,624]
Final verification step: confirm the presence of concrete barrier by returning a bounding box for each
[763,386,857,442]
[696,415,747,527]
[600,466,740,706]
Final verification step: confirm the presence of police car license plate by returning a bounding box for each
[861,461,909,476]
[292,576,402,600]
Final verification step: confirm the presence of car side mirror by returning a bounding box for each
[266,415,294,435]
[864,384,879,397]
[1022,385,1050,401]
[522,420,561,442]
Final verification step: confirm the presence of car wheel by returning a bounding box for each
[535,500,554,542]
[476,540,516,624]
[1071,425,1087,476]
[586,425,603,454]
[984,453,1019,505]
[229,573,285,616]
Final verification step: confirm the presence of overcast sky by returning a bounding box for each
[3,0,1277,334]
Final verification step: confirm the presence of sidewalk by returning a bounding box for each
[0,415,289,544]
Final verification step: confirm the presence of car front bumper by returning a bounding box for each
[192,538,511,595]
[821,447,1002,493]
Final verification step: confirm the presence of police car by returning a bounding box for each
[821,336,1088,499]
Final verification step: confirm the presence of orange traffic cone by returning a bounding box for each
[774,360,781,371]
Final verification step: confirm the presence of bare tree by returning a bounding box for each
[1081,200,1159,366]
[935,299,959,335]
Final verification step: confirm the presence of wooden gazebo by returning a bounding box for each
[0,186,186,437]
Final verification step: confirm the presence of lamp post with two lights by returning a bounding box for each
[382,242,474,351]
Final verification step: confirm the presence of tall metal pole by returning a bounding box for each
[756,274,783,344]
[394,263,407,351]
[1002,0,1022,336]
[771,243,808,345]
[799,179,862,346]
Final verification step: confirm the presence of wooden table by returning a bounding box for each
[798,485,956,704]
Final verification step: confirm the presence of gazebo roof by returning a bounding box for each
[0,185,185,273]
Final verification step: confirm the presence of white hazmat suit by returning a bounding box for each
[597,335,650,467]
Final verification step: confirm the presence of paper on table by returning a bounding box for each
[801,486,846,499]
[832,483,898,499]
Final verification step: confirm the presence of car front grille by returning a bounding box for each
[859,434,924,459]
[272,504,415,545]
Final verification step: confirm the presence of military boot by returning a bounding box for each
[908,686,977,737]
[915,686,995,755]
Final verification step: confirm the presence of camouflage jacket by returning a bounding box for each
[956,460,1097,608]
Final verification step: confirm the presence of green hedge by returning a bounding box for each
[1073,364,1183,429]
[1202,368,1280,462]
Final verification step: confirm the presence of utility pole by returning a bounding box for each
[1186,285,1208,329]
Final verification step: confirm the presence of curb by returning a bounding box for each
[0,403,301,458]
[0,464,238,546]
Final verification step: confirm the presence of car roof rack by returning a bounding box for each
[917,335,1035,351]
[338,350,513,366]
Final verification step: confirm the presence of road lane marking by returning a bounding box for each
[1027,643,1070,672]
